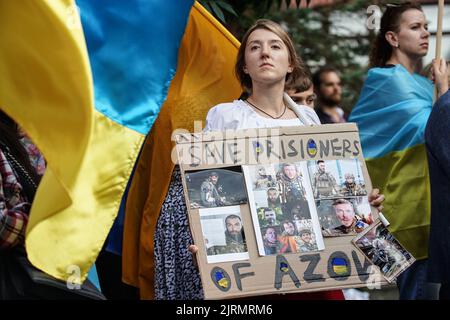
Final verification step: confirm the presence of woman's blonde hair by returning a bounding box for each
[235,19,307,94]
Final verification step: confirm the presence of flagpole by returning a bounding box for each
[435,0,444,60]
[434,0,444,100]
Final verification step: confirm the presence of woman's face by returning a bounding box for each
[244,28,292,86]
[395,9,430,58]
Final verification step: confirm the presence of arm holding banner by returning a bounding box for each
[431,58,449,98]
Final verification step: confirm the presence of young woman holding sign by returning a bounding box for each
[155,19,384,300]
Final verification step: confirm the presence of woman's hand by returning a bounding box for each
[431,58,449,97]
[188,245,199,268]
[369,188,385,212]
[188,245,198,254]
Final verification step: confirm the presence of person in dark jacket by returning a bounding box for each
[425,58,449,300]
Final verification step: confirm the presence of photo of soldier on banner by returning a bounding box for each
[318,197,374,237]
[243,162,324,256]
[199,206,249,264]
[185,167,248,209]
[353,221,415,282]
[307,159,368,200]
[252,165,277,190]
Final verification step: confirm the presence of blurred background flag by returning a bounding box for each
[0,0,193,283]
[349,66,433,260]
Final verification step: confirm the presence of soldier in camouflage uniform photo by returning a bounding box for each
[340,173,367,196]
[312,160,341,199]
[207,214,247,255]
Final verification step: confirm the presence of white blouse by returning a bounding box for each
[204,93,321,132]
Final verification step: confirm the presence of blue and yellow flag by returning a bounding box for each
[121,2,242,298]
[0,0,193,283]
[349,64,433,259]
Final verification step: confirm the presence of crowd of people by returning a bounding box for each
[1,1,449,300]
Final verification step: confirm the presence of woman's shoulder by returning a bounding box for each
[366,65,401,80]
[207,100,247,115]
[367,64,430,84]
[205,100,250,131]
[365,64,432,96]
[412,72,433,88]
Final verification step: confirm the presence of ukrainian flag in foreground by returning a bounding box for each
[0,0,193,283]
[121,3,242,298]
[349,64,433,259]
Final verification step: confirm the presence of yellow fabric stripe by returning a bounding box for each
[28,111,144,282]
[0,0,146,282]
[0,0,93,187]
[366,144,430,259]
[0,0,96,280]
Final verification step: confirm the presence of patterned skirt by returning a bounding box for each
[154,167,204,300]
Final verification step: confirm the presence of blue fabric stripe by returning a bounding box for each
[104,188,127,256]
[87,264,101,291]
[349,64,433,159]
[76,0,194,134]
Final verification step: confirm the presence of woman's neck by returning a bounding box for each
[247,82,286,116]
[386,51,420,74]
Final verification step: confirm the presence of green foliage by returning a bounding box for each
[267,3,376,112]
[199,0,237,23]
[207,0,377,111]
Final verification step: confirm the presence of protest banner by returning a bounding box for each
[175,123,395,299]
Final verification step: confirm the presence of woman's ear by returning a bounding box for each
[243,66,248,74]
[287,66,293,73]
[385,31,399,48]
